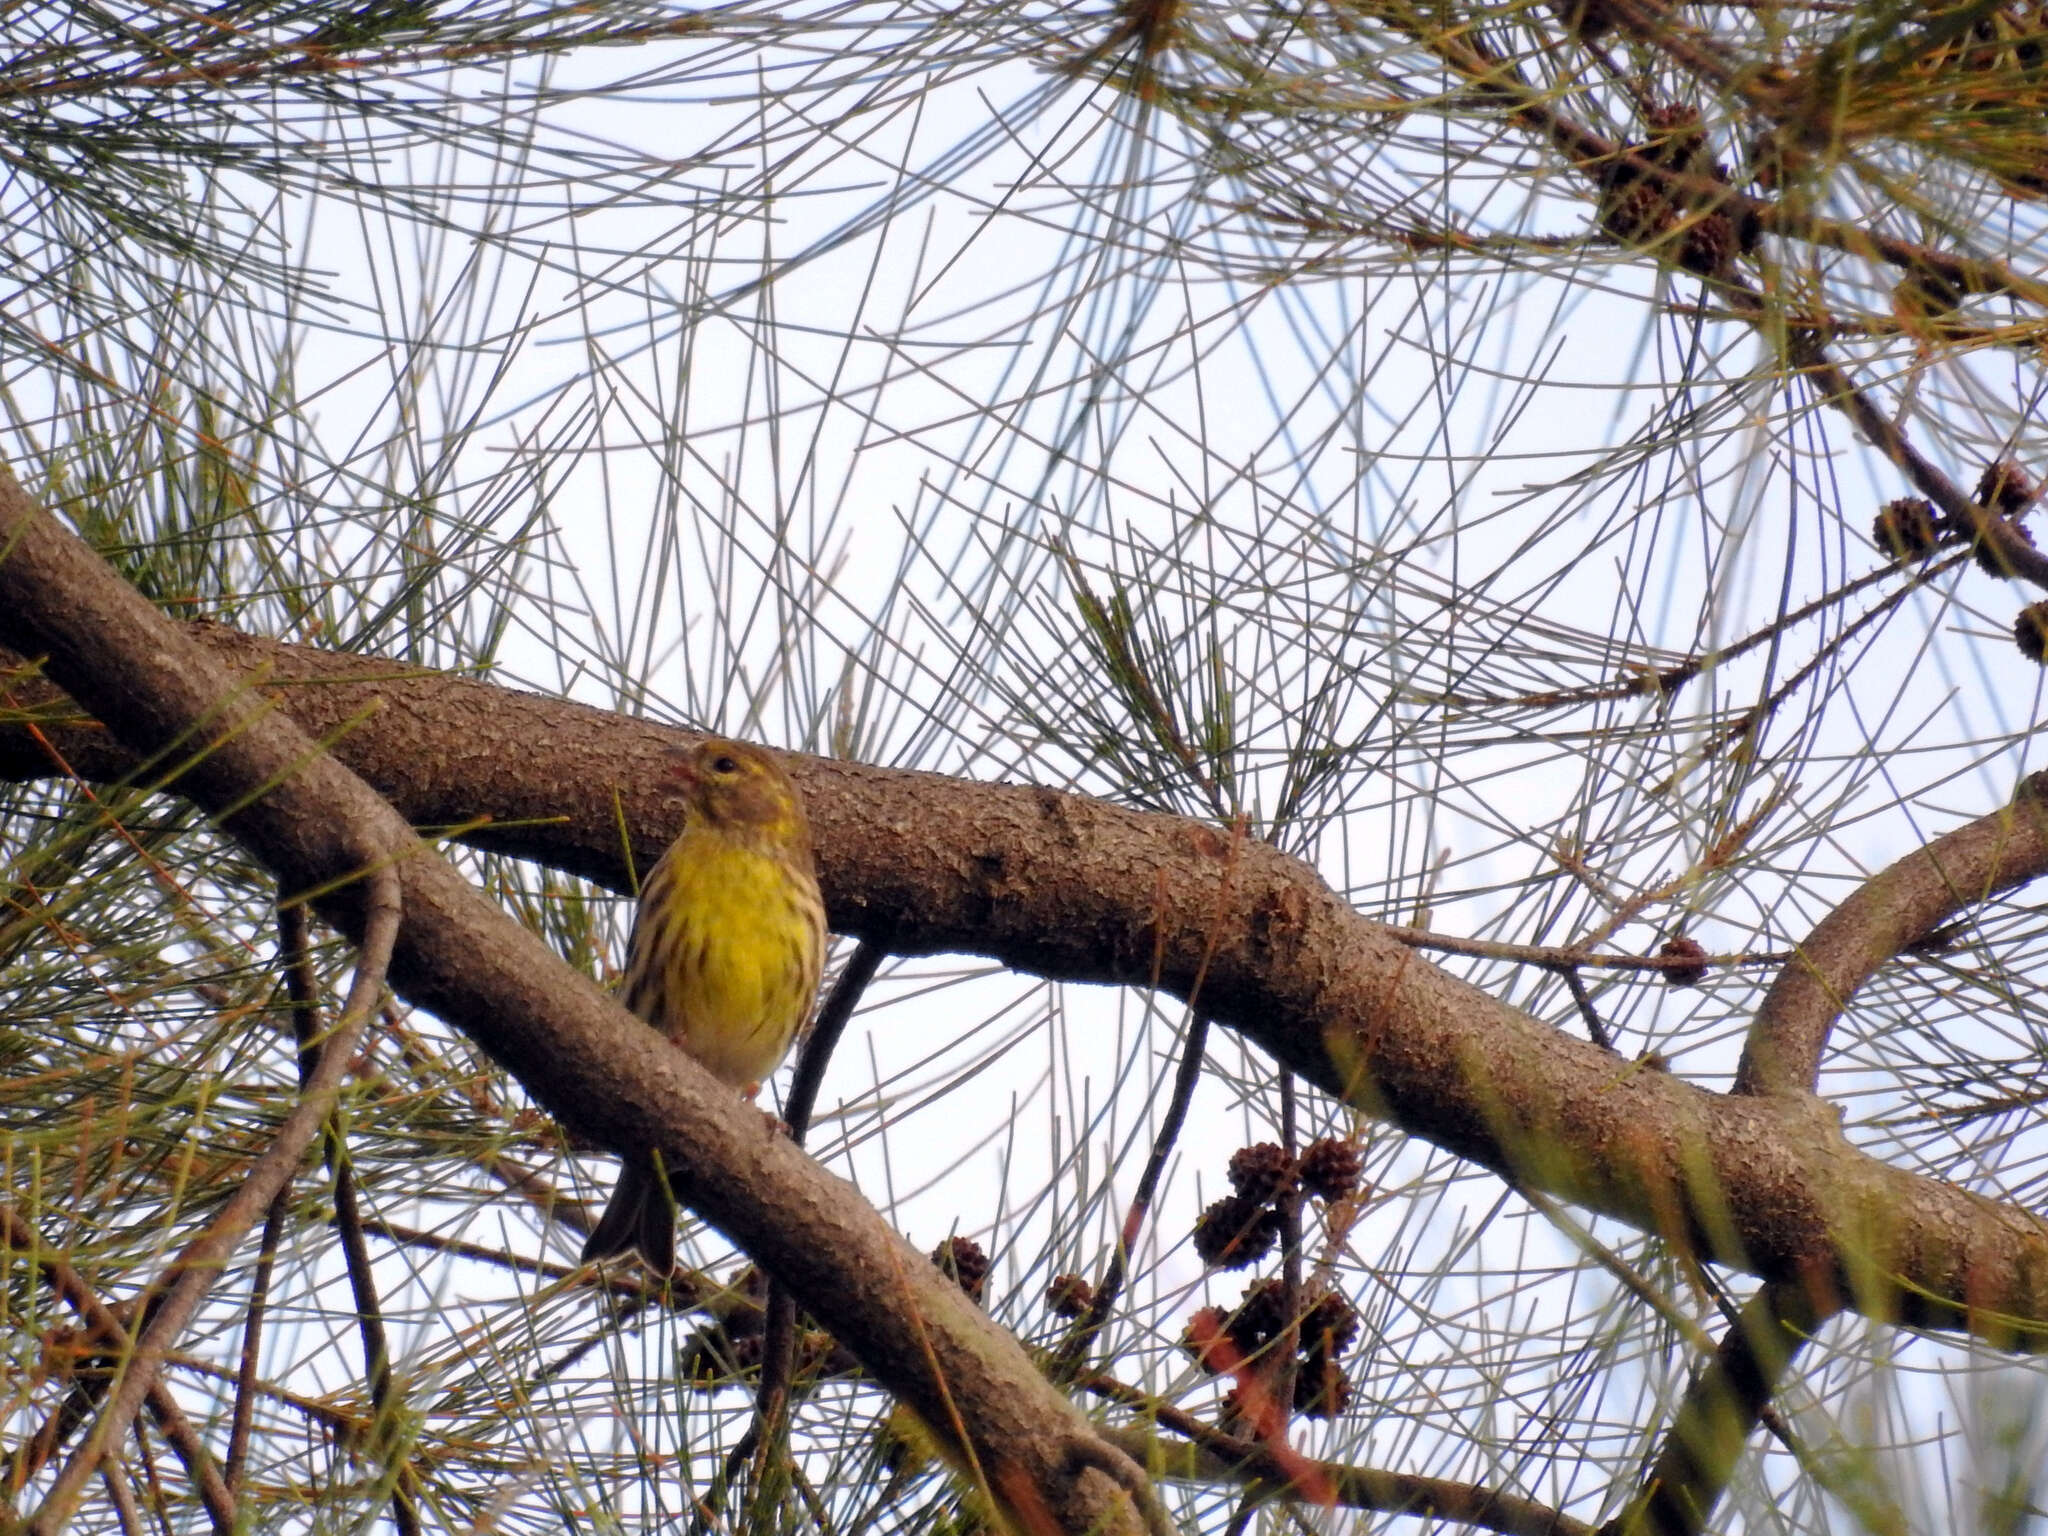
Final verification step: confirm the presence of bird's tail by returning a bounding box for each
[581,1158,677,1275]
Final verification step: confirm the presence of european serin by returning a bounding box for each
[582,738,826,1273]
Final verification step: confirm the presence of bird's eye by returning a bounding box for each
[712,754,739,775]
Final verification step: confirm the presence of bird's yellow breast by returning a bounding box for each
[624,824,821,1090]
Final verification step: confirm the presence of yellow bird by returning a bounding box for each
[582,738,826,1273]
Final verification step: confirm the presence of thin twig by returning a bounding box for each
[225,1195,288,1493]
[1776,321,2048,589]
[130,1416,170,1533]
[0,1212,235,1531]
[723,941,887,1512]
[1082,1377,1595,1536]
[1221,1491,1262,1536]
[1420,554,1960,714]
[28,868,400,1536]
[132,1387,231,1535]
[1652,570,1950,797]
[1272,1075,1303,1439]
[1054,1009,1212,1379]
[1559,968,1615,1052]
[784,940,887,1143]
[529,1296,661,1392]
[1050,820,1249,1380]
[1381,925,1781,975]
[281,903,420,1536]
[785,1456,840,1536]
[98,1460,144,1536]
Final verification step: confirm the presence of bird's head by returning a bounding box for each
[670,738,810,852]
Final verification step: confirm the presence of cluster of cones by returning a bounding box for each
[676,1131,1377,1433]
[1870,461,2048,664]
[1586,102,1757,282]
[1191,1138,1360,1270]
[1182,1138,1366,1422]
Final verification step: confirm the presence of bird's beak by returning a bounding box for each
[667,752,700,789]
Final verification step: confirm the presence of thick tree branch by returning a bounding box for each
[0,473,1145,1536]
[9,627,2048,1342]
[1736,778,2048,1096]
